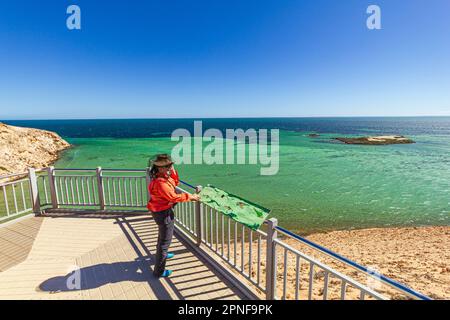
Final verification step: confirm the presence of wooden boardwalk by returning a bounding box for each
[0,216,43,272]
[0,212,247,300]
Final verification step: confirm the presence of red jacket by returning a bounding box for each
[147,169,193,212]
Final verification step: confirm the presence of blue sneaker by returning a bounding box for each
[167,252,175,259]
[161,270,173,277]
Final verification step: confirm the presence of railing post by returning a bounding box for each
[96,167,105,210]
[145,167,151,202]
[27,168,41,215]
[47,166,58,209]
[195,185,203,246]
[265,218,278,300]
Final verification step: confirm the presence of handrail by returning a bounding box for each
[53,168,97,171]
[179,180,196,189]
[273,238,386,300]
[53,169,197,185]
[274,225,431,300]
[0,172,28,179]
[53,168,144,171]
[102,169,146,172]
[0,177,30,187]
[0,168,47,180]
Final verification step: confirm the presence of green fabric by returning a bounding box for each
[199,185,270,230]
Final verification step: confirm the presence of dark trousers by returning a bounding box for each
[150,208,175,277]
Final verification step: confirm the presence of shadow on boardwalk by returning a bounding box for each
[35,210,245,300]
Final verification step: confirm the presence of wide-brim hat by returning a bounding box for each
[151,154,174,167]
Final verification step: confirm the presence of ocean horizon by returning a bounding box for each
[2,116,450,234]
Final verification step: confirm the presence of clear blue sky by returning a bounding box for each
[0,0,449,119]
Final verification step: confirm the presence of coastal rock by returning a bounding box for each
[334,135,415,145]
[0,122,70,177]
[308,133,320,138]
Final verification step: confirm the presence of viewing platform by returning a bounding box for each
[0,213,245,300]
[0,212,245,300]
[0,167,431,300]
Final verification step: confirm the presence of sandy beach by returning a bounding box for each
[302,226,450,299]
[225,226,449,300]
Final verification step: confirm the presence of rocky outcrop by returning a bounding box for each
[335,135,415,145]
[0,122,70,177]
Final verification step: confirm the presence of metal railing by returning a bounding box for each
[273,226,431,300]
[51,168,149,209]
[0,168,47,221]
[173,195,268,293]
[173,184,430,300]
[0,166,431,300]
[270,222,385,300]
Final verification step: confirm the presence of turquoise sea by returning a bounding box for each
[4,117,450,234]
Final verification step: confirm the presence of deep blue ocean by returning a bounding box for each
[4,117,450,138]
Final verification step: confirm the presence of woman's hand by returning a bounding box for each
[190,194,201,201]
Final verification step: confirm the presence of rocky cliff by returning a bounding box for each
[0,122,70,176]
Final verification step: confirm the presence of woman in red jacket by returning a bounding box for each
[147,154,200,278]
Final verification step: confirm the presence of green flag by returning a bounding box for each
[199,185,270,231]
